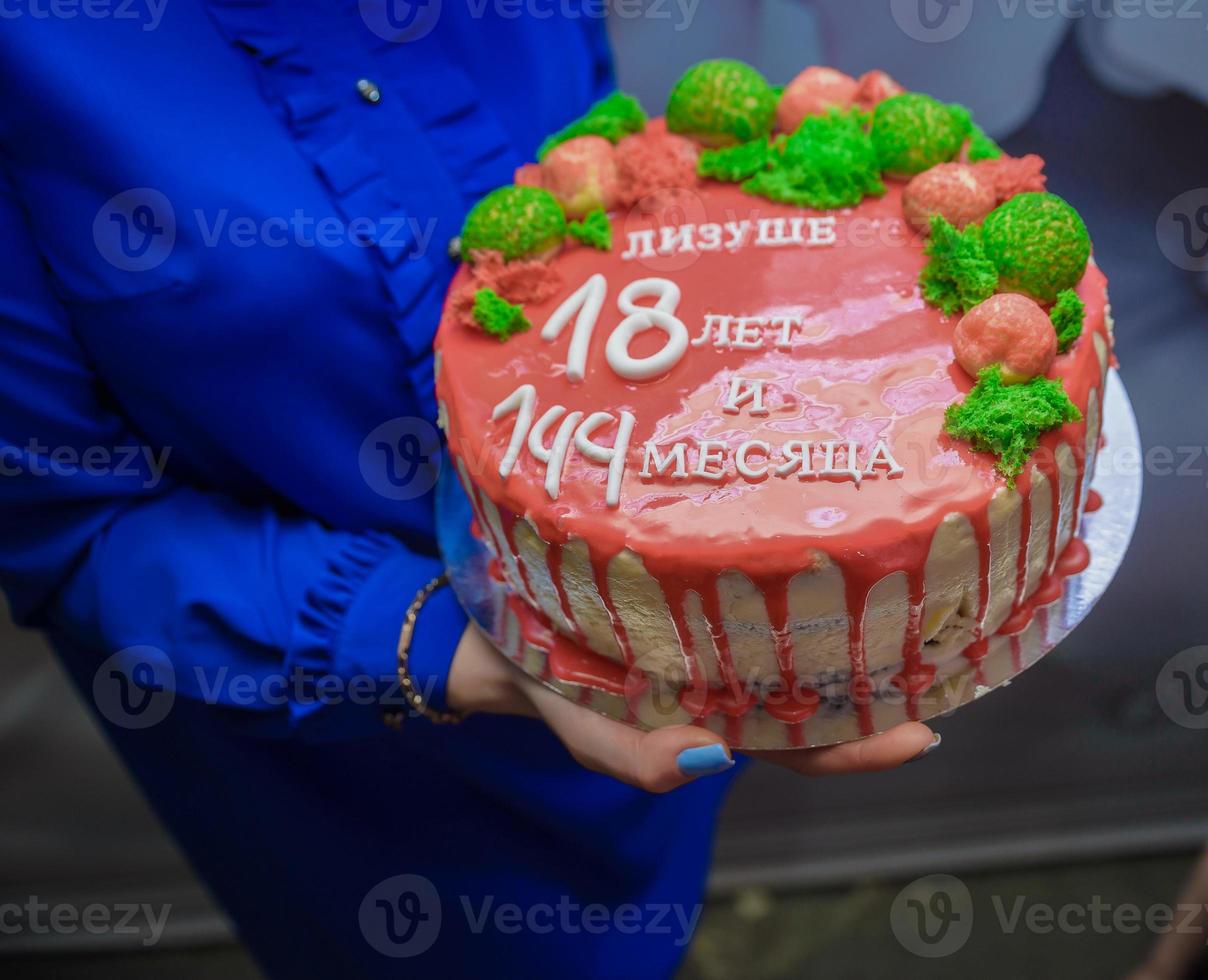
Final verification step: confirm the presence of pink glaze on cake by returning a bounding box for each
[437,172,1110,741]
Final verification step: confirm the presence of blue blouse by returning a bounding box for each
[0,4,735,977]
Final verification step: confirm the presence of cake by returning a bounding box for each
[435,62,1112,747]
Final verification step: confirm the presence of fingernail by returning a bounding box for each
[677,744,735,777]
[906,733,942,764]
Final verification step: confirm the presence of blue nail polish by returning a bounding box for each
[905,732,942,764]
[677,744,734,777]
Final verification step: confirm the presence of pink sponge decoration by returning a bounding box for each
[513,163,545,189]
[776,67,858,133]
[902,163,997,235]
[540,136,621,219]
[445,250,562,332]
[854,70,905,109]
[615,127,700,205]
[970,154,1048,203]
[953,293,1057,384]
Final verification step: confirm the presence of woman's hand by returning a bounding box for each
[446,624,938,793]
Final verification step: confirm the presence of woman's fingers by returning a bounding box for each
[522,679,734,793]
[451,628,938,786]
[746,722,937,776]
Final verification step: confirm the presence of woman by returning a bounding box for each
[0,6,934,976]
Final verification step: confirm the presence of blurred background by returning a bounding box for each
[3,1,1208,977]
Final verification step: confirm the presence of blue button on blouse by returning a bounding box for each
[0,3,736,977]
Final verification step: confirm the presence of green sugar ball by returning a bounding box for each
[460,186,567,262]
[871,93,970,176]
[982,192,1091,303]
[666,60,776,147]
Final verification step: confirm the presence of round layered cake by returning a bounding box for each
[435,63,1112,747]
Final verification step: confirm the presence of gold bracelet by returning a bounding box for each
[382,573,465,730]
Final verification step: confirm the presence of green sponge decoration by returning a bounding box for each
[871,94,971,175]
[966,123,1003,162]
[920,216,998,316]
[666,59,777,147]
[698,137,775,182]
[741,110,884,209]
[472,288,531,341]
[537,91,647,160]
[460,186,567,262]
[567,208,612,251]
[982,192,1091,303]
[944,365,1082,485]
[1050,288,1085,353]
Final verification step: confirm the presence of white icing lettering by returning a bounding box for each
[723,376,768,416]
[775,440,814,479]
[491,383,537,479]
[818,440,862,485]
[541,273,607,384]
[575,411,636,508]
[755,217,801,248]
[696,222,723,252]
[736,440,772,480]
[605,277,689,381]
[864,439,905,479]
[658,224,695,255]
[771,315,802,350]
[723,220,751,251]
[731,317,765,349]
[689,317,714,348]
[807,215,838,246]
[641,442,688,479]
[527,405,584,501]
[620,229,656,260]
[694,440,727,481]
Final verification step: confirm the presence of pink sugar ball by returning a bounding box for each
[902,163,997,235]
[953,293,1057,384]
[541,136,621,219]
[775,67,858,133]
[855,70,905,107]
